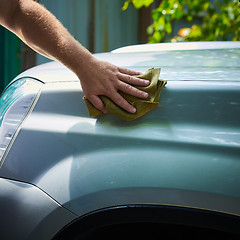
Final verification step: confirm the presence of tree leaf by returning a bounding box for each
[122,1,130,11]
[165,22,172,34]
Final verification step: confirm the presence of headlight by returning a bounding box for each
[0,78,43,166]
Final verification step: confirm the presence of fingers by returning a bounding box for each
[88,84,147,114]
[117,68,149,87]
[118,67,141,76]
[88,92,137,114]
[109,92,137,113]
[118,73,150,87]
[107,80,148,113]
[118,81,148,99]
[87,95,107,114]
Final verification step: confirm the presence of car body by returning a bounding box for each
[0,41,240,239]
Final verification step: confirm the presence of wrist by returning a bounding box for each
[74,52,98,80]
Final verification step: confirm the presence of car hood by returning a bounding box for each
[1,48,240,217]
[15,48,240,83]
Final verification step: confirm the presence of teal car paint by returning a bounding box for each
[0,42,240,239]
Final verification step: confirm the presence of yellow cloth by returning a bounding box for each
[84,68,167,121]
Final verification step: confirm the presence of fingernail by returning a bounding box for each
[102,109,107,114]
[144,80,150,85]
[131,107,136,113]
[143,92,148,98]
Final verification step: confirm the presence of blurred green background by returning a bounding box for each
[123,0,240,43]
[0,0,239,94]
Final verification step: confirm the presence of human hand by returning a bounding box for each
[78,58,150,114]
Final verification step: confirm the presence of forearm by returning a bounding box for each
[4,0,93,74]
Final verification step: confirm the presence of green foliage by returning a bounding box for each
[123,0,240,42]
[122,0,154,10]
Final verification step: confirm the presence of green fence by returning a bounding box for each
[0,26,21,94]
[37,0,139,64]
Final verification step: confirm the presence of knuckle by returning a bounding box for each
[109,76,119,86]
[105,86,115,96]
[127,75,132,82]
[123,83,132,92]
[116,97,124,105]
[114,96,126,107]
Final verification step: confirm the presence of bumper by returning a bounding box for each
[0,177,76,240]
